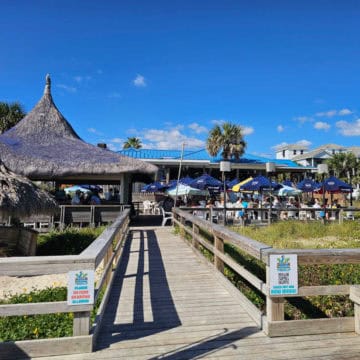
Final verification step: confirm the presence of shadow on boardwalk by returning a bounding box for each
[96,228,181,350]
[148,326,259,360]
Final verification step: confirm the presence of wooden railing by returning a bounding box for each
[14,205,131,231]
[179,206,360,225]
[173,208,360,337]
[0,209,130,358]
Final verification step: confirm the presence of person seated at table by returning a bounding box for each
[71,190,82,205]
[90,190,101,205]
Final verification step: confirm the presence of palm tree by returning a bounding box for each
[123,137,142,149]
[0,102,26,134]
[326,152,358,179]
[206,122,246,160]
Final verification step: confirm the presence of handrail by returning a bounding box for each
[173,207,360,337]
[0,208,130,349]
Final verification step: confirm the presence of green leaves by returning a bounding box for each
[206,122,246,160]
[0,102,26,134]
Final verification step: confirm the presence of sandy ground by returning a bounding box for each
[0,274,68,300]
[0,264,104,300]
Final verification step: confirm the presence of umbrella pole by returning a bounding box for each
[175,142,185,207]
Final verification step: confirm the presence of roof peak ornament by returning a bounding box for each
[44,74,51,95]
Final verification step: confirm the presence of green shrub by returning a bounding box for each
[230,221,360,319]
[37,227,105,255]
[0,287,71,341]
[0,285,105,341]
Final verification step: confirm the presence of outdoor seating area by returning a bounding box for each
[138,172,358,226]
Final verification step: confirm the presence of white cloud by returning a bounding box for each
[87,128,103,136]
[272,142,289,150]
[336,119,360,136]
[209,120,253,135]
[56,84,77,93]
[272,139,312,151]
[74,75,92,83]
[315,108,353,117]
[277,125,284,133]
[314,121,331,131]
[296,139,312,147]
[211,119,225,125]
[339,108,353,116]
[133,74,147,87]
[188,122,208,134]
[142,128,204,149]
[110,137,124,144]
[241,126,254,135]
[315,110,337,118]
[294,116,313,123]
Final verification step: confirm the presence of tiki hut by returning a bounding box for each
[0,75,157,185]
[0,160,57,218]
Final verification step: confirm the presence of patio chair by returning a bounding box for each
[345,209,355,220]
[161,207,173,226]
[143,200,152,214]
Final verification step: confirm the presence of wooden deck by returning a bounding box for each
[32,226,360,360]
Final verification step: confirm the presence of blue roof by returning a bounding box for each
[118,148,305,168]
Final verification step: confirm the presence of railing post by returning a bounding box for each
[104,243,113,286]
[73,311,91,336]
[192,223,199,250]
[266,265,284,331]
[214,235,224,273]
[60,205,65,230]
[180,215,186,238]
[350,286,360,334]
[90,206,95,227]
[339,208,344,224]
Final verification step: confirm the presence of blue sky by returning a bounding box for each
[1,0,360,157]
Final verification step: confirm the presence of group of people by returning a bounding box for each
[71,190,101,205]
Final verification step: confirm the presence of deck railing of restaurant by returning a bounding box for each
[0,204,132,230]
[172,207,360,337]
[0,209,130,358]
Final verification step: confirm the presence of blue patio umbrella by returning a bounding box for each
[166,176,194,189]
[282,180,293,187]
[179,176,194,185]
[190,174,222,194]
[241,176,281,192]
[227,178,240,188]
[64,185,91,194]
[79,184,102,192]
[297,178,320,193]
[141,181,167,192]
[319,176,352,193]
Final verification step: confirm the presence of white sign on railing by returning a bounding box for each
[269,254,298,296]
[67,270,95,305]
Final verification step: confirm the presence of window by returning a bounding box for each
[293,150,297,155]
[282,150,285,158]
[300,150,304,155]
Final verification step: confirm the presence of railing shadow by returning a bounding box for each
[148,326,259,360]
[96,229,181,350]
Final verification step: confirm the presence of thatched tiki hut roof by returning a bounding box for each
[0,160,57,218]
[0,75,157,184]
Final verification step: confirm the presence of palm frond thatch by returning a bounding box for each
[0,75,157,182]
[0,161,57,218]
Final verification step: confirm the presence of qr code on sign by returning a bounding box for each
[278,272,289,285]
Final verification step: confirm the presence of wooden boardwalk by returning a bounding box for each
[34,226,360,360]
